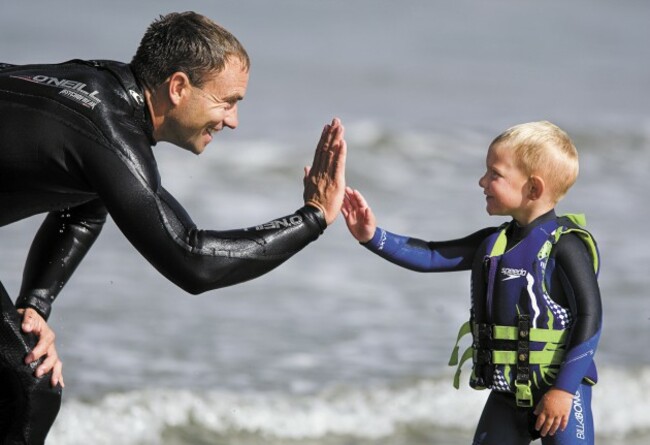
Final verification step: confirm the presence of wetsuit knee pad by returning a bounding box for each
[0,283,62,445]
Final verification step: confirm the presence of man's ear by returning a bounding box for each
[167,72,191,106]
[528,175,545,201]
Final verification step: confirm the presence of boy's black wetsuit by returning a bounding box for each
[0,60,326,444]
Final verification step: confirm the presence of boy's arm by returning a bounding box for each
[342,187,497,272]
[552,233,603,393]
[535,233,602,437]
[362,227,498,272]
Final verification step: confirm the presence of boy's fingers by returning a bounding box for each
[548,417,562,436]
[560,415,569,432]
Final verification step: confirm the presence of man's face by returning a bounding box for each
[166,58,249,154]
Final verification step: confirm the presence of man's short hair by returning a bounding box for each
[131,11,250,90]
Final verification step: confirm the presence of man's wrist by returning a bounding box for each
[15,293,52,320]
[299,204,327,232]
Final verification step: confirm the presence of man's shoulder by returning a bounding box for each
[0,60,130,110]
[1,59,154,151]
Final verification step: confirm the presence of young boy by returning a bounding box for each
[342,121,602,444]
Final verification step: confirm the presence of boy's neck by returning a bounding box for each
[513,204,556,226]
[506,209,556,250]
[512,209,556,228]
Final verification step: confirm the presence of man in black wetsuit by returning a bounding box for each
[0,11,347,444]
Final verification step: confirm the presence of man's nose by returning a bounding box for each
[224,105,239,129]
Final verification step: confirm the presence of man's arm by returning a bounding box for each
[13,120,344,384]
[82,119,345,294]
[13,199,106,387]
[15,200,107,319]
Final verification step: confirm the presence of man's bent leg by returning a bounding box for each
[0,282,62,445]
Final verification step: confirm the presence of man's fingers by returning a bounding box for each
[312,123,335,171]
[312,119,343,175]
[332,137,347,177]
[24,327,55,364]
[20,308,39,333]
[303,118,347,225]
[51,360,64,388]
[18,308,64,388]
[306,120,339,187]
[35,351,57,377]
[35,349,65,388]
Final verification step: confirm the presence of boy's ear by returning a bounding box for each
[528,175,545,200]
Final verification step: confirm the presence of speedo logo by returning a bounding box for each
[11,74,102,109]
[500,267,527,281]
[255,215,303,231]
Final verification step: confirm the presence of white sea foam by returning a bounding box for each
[48,366,650,445]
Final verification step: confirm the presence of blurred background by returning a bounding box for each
[1,1,649,444]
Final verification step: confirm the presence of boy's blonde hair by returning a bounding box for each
[491,121,579,203]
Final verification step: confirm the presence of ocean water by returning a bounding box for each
[1,1,649,444]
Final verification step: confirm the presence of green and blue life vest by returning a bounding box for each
[449,214,599,407]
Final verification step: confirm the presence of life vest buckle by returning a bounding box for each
[515,381,533,408]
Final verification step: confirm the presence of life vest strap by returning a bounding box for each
[452,346,474,389]
[492,325,567,343]
[448,321,566,391]
[490,349,564,365]
[448,321,472,366]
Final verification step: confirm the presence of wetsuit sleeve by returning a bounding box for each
[81,144,326,295]
[362,227,498,272]
[14,200,107,320]
[552,233,602,394]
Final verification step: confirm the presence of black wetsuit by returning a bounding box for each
[0,60,326,444]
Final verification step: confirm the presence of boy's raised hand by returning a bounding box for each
[342,187,376,243]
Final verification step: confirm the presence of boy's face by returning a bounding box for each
[478,143,530,220]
